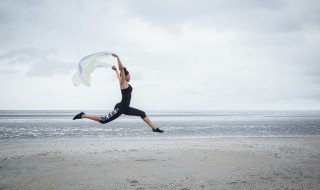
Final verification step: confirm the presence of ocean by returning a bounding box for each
[0,110,320,140]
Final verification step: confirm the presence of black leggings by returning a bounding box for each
[99,103,147,124]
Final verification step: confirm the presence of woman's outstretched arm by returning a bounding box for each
[112,53,125,84]
[112,66,121,81]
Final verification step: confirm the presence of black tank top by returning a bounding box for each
[120,84,132,108]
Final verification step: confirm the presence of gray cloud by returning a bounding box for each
[123,0,304,33]
[0,48,49,64]
[25,57,75,77]
[118,0,320,53]
[124,0,287,23]
[0,48,75,76]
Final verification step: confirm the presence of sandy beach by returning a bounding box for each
[0,137,319,190]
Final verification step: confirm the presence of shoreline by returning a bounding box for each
[1,137,319,189]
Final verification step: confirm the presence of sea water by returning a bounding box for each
[0,110,319,140]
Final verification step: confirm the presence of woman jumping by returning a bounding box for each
[73,53,164,133]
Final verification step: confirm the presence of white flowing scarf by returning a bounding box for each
[72,51,113,87]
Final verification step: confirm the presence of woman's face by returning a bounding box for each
[125,73,131,82]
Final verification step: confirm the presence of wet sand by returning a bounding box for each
[1,138,320,189]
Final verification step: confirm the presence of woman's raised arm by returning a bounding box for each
[112,53,125,84]
[112,66,121,81]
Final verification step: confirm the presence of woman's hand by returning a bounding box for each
[112,66,117,71]
[112,53,118,58]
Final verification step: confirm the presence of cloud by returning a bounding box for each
[122,0,294,33]
[0,48,49,64]
[0,48,76,77]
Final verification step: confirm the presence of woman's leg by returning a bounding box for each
[124,107,163,132]
[82,114,101,122]
[73,112,105,122]
[73,103,123,124]
[142,116,157,130]
[99,106,122,124]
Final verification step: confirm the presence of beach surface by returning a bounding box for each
[1,137,319,190]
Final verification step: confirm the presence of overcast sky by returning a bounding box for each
[0,0,319,110]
